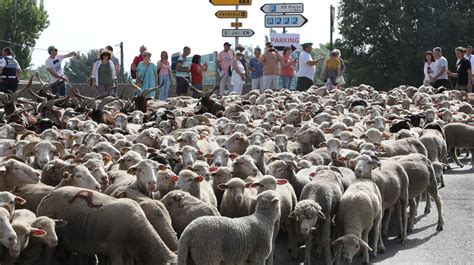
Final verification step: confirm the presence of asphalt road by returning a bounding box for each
[275,159,474,265]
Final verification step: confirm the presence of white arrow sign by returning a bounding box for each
[265,14,308,28]
[222,29,255,37]
[260,3,304,14]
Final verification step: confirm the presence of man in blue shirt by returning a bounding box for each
[0,47,21,93]
[249,47,264,91]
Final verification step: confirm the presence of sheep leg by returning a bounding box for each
[373,213,384,255]
[381,208,392,237]
[362,230,370,263]
[424,191,432,214]
[408,198,416,233]
[427,180,444,231]
[109,255,123,265]
[287,218,298,261]
[449,147,463,168]
[332,244,342,265]
[470,149,474,169]
[304,228,313,265]
[414,195,421,217]
[265,219,280,265]
[322,218,333,265]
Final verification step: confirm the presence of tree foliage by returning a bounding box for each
[337,0,474,90]
[0,0,49,69]
[64,50,99,83]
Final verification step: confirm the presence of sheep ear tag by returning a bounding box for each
[199,134,206,140]
[209,166,219,173]
[171,176,179,182]
[195,176,204,182]
[276,179,288,185]
[309,172,316,177]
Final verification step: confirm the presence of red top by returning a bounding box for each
[132,55,144,66]
[280,55,296,77]
[191,63,203,84]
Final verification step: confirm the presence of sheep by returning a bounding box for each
[210,166,233,207]
[83,158,109,189]
[244,145,271,175]
[177,145,203,168]
[221,132,250,155]
[177,190,281,265]
[332,179,384,265]
[293,167,347,264]
[248,175,297,259]
[352,154,409,243]
[269,160,310,198]
[117,150,143,170]
[37,186,177,265]
[0,159,40,191]
[444,123,474,168]
[217,178,256,218]
[289,200,326,264]
[204,148,237,168]
[186,160,211,181]
[173,169,217,207]
[231,155,261,179]
[377,137,428,157]
[92,142,121,161]
[160,190,220,235]
[155,168,176,199]
[295,127,326,155]
[0,192,26,218]
[110,187,179,252]
[22,141,66,169]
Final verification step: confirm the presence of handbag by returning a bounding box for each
[136,63,150,87]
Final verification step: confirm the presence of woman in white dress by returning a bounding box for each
[423,51,436,86]
[231,52,246,94]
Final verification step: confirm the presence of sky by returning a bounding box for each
[31,0,340,69]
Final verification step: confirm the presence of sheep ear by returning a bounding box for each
[288,211,298,221]
[195,176,204,182]
[0,165,6,174]
[158,164,169,171]
[197,150,204,156]
[120,147,130,154]
[62,172,72,180]
[173,193,185,201]
[276,179,288,185]
[331,236,345,246]
[217,184,228,191]
[54,219,68,228]
[346,128,353,132]
[171,176,179,182]
[30,228,47,237]
[127,167,137,175]
[229,153,239,160]
[271,197,279,204]
[359,134,366,139]
[319,142,327,148]
[318,211,327,220]
[14,196,26,205]
[249,183,260,188]
[323,128,333,133]
[101,153,113,165]
[359,238,373,252]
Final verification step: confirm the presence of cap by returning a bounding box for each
[301,42,313,48]
[224,42,232,47]
[47,46,57,53]
[467,45,473,49]
[236,44,245,51]
[330,49,338,55]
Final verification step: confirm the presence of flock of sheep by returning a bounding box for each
[0,79,471,265]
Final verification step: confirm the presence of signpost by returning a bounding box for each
[231,22,242,28]
[222,29,255,37]
[330,5,335,50]
[215,10,247,18]
[209,0,251,5]
[264,14,308,28]
[270,33,300,52]
[260,3,304,14]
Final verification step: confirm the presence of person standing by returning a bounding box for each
[91,49,116,96]
[260,42,283,90]
[45,46,76,96]
[280,47,296,90]
[465,45,474,89]
[322,50,341,92]
[249,47,264,91]
[296,42,324,92]
[136,51,158,97]
[231,52,246,94]
[175,46,192,97]
[217,42,234,96]
[157,51,172,101]
[423,51,436,86]
[105,45,120,77]
[334,49,346,89]
[235,44,248,73]
[131,45,146,79]
[431,47,449,89]
[190,54,208,98]
[448,47,472,93]
[0,47,21,93]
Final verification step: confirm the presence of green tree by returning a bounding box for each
[311,43,330,83]
[0,0,49,69]
[64,50,99,83]
[337,0,474,90]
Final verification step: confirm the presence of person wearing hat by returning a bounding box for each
[260,42,283,91]
[217,42,234,96]
[91,49,117,96]
[296,42,324,92]
[45,46,76,96]
[322,50,341,92]
[423,51,436,86]
[0,47,21,93]
[448,47,472,93]
[465,45,474,87]
[235,44,248,74]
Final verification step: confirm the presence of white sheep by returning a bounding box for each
[217,178,255,218]
[177,190,281,265]
[173,169,217,207]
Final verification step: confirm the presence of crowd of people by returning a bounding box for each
[0,42,472,98]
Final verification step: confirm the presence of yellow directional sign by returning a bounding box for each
[209,0,252,6]
[231,22,243,28]
[215,10,248,18]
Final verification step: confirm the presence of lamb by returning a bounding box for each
[218,178,255,218]
[269,160,310,198]
[444,123,474,168]
[332,179,384,265]
[173,169,217,207]
[244,145,271,175]
[36,186,177,265]
[0,192,26,218]
[117,150,143,170]
[293,167,347,264]
[289,200,326,264]
[221,132,250,155]
[205,148,237,167]
[177,190,281,265]
[210,166,233,207]
[231,154,260,179]
[161,190,220,235]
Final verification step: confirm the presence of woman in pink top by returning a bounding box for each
[280,47,296,90]
[157,51,172,100]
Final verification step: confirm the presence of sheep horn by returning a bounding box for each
[183,79,203,96]
[45,97,69,110]
[22,141,39,160]
[14,74,34,96]
[128,77,142,92]
[142,86,160,98]
[51,141,66,157]
[164,110,175,120]
[19,131,38,140]
[98,96,116,110]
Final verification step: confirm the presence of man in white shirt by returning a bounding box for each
[296,42,324,91]
[466,45,474,86]
[431,47,450,89]
[0,47,21,93]
[45,45,76,96]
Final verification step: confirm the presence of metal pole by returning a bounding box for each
[330,5,334,51]
[235,5,239,47]
[120,42,124,83]
[282,12,286,34]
